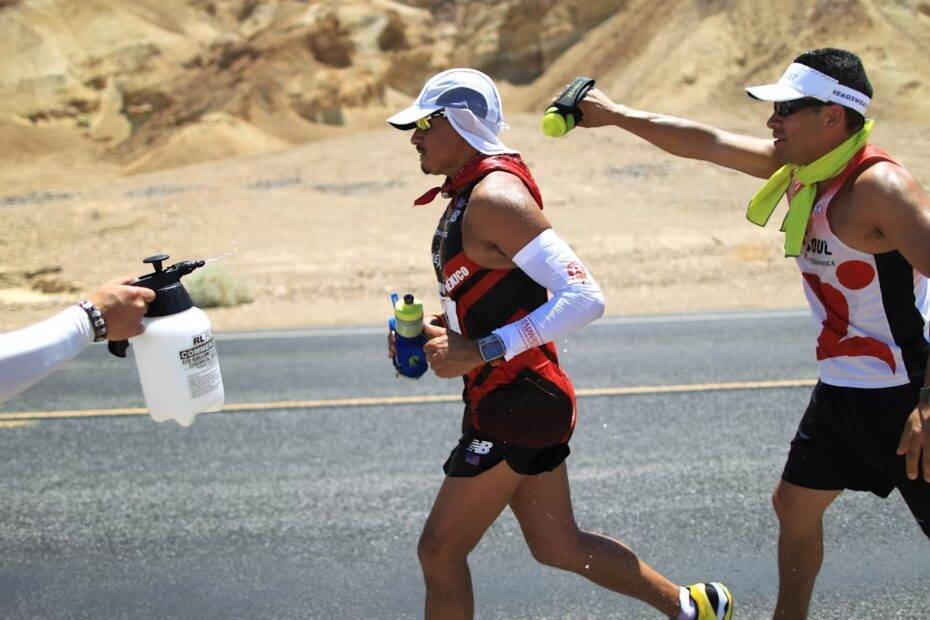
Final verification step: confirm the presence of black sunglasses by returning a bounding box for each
[773,98,827,117]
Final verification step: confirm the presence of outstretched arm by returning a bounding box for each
[0,279,153,403]
[577,88,783,179]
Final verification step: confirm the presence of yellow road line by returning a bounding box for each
[0,378,816,423]
[0,420,35,429]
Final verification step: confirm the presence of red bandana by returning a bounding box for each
[413,154,543,208]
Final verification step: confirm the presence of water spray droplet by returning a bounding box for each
[203,241,238,265]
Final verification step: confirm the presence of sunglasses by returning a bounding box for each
[773,98,827,117]
[415,110,446,131]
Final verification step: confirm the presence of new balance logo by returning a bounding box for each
[467,439,493,455]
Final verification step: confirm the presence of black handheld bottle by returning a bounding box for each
[542,76,596,137]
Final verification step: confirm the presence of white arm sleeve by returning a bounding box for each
[0,305,94,403]
[492,228,605,361]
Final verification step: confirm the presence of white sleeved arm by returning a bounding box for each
[492,228,605,361]
[0,305,94,403]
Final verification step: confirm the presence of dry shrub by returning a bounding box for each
[185,264,253,308]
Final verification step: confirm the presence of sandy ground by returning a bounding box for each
[3,112,930,332]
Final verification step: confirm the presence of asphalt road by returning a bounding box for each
[1,310,928,619]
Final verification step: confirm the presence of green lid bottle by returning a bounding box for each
[394,294,424,339]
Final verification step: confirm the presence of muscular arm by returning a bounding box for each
[860,163,930,275]
[578,89,783,179]
[467,173,605,360]
[462,171,551,265]
[422,172,606,376]
[862,163,930,481]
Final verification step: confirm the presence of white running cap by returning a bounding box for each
[745,62,871,115]
[386,68,517,155]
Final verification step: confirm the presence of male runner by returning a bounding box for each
[387,68,733,620]
[569,48,930,618]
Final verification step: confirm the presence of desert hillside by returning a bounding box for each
[1,0,929,330]
[3,0,929,186]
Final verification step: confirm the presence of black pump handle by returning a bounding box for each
[143,254,170,271]
[108,254,200,358]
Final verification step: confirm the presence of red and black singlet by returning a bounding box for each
[425,154,576,447]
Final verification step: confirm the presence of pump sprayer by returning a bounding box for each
[109,254,224,426]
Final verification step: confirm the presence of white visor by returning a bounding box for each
[745,63,870,115]
[386,103,444,128]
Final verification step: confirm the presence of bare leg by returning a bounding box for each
[418,460,526,620]
[771,480,841,619]
[509,462,681,617]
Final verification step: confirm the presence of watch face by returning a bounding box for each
[480,335,505,362]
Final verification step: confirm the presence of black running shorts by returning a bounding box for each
[782,378,930,538]
[443,427,570,478]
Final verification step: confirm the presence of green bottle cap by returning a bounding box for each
[542,107,576,137]
[394,293,423,323]
[542,108,567,137]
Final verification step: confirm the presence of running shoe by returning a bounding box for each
[687,582,733,620]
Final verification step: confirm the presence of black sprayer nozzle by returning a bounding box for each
[107,255,206,358]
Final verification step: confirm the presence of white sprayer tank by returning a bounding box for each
[132,306,224,426]
[108,255,225,427]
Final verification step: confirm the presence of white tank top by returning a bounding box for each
[793,146,929,388]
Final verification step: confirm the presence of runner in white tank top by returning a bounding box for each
[569,47,930,618]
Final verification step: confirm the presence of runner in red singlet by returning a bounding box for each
[387,69,733,620]
[571,48,930,618]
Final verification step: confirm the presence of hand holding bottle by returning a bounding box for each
[422,322,483,379]
[88,277,155,341]
[542,76,596,137]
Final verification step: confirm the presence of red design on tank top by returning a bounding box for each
[835,260,875,290]
[802,272,896,372]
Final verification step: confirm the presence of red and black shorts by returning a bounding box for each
[443,427,570,477]
[443,366,576,478]
[782,378,930,538]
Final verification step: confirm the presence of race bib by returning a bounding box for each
[440,296,462,334]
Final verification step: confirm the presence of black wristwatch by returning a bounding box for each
[920,386,930,406]
[478,334,506,363]
[77,300,108,342]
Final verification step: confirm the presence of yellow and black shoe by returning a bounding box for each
[687,582,733,620]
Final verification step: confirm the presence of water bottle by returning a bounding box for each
[109,254,224,426]
[388,293,428,379]
[542,76,596,137]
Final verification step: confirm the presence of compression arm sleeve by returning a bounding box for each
[492,228,605,361]
[0,305,94,403]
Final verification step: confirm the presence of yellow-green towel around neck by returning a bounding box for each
[746,119,874,257]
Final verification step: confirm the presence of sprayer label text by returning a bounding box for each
[179,336,221,399]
